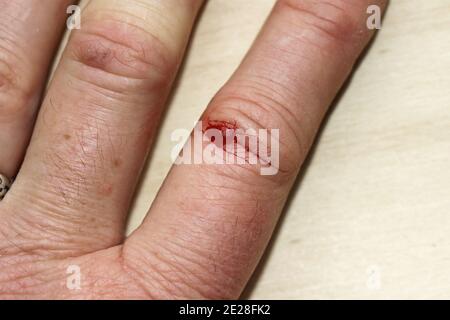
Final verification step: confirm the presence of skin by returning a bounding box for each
[0,0,387,299]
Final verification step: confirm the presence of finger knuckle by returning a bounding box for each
[206,85,309,181]
[66,18,175,95]
[277,0,365,51]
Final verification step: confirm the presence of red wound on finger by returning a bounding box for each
[202,118,262,164]
[203,118,239,146]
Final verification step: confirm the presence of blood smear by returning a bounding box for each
[203,119,239,147]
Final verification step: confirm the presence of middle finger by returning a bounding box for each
[5,0,203,255]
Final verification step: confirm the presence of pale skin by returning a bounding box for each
[0,0,387,299]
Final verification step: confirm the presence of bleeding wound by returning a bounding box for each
[171,119,279,176]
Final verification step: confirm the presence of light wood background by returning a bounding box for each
[124,0,450,299]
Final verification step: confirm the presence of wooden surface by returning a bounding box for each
[126,0,450,299]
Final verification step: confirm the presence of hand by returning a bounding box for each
[0,0,386,299]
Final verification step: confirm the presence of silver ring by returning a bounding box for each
[0,174,12,200]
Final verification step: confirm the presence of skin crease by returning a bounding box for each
[0,0,386,299]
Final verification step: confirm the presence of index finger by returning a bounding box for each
[125,0,388,299]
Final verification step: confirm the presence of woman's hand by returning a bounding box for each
[0,0,386,299]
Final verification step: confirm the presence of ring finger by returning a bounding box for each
[4,0,204,255]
